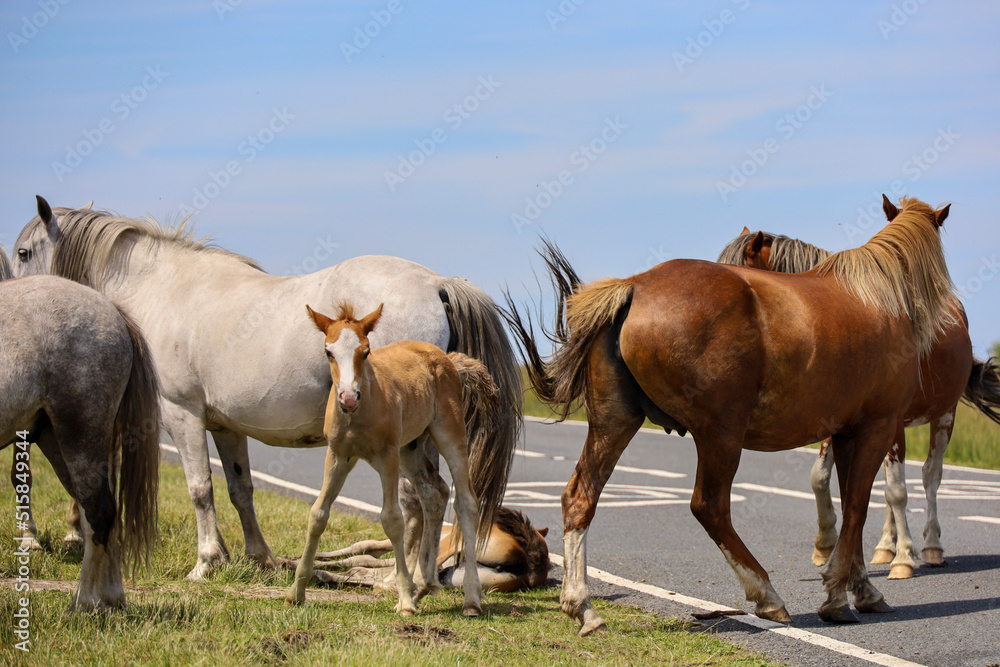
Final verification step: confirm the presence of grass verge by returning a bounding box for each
[0,448,777,666]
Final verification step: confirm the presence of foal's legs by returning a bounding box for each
[212,429,277,569]
[162,400,228,581]
[285,449,357,606]
[921,409,954,566]
[810,439,837,565]
[399,442,448,601]
[370,448,418,616]
[430,411,483,617]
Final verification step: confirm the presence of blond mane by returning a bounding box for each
[814,197,956,357]
[39,207,262,288]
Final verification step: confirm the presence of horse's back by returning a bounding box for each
[619,259,919,448]
[0,276,132,439]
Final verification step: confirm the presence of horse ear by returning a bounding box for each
[36,195,58,235]
[81,200,93,210]
[749,231,765,256]
[306,305,333,333]
[538,527,549,538]
[882,194,899,222]
[741,226,751,235]
[360,303,383,334]
[934,203,950,227]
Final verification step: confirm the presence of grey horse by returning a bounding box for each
[0,269,160,610]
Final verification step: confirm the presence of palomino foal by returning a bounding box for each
[285,304,487,616]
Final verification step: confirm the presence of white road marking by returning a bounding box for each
[550,553,928,667]
[733,482,887,508]
[959,515,1000,526]
[160,442,931,667]
[515,449,546,458]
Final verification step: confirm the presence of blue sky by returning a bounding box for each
[2,0,998,353]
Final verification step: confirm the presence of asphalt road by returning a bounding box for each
[206,418,1000,667]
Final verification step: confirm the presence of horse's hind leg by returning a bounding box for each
[370,449,418,616]
[285,449,357,606]
[64,499,84,546]
[37,424,125,611]
[690,424,791,623]
[10,445,41,550]
[212,430,277,569]
[880,432,918,579]
[921,410,953,566]
[561,363,645,635]
[430,413,482,617]
[399,442,448,602]
[810,439,837,566]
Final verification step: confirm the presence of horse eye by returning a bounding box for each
[17,248,31,261]
[325,349,332,359]
[363,349,370,359]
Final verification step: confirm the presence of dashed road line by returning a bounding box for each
[958,515,1000,526]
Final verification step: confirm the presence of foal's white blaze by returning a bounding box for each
[328,328,362,407]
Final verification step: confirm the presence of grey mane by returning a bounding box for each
[0,246,12,281]
[717,231,832,273]
[27,207,263,288]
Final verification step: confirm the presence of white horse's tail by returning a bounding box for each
[439,278,522,547]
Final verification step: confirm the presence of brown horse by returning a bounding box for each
[718,213,1000,579]
[290,507,550,593]
[285,304,491,616]
[506,196,956,631]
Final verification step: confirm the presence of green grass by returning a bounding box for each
[520,370,1000,470]
[0,448,778,666]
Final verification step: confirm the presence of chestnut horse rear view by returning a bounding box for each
[286,304,494,617]
[506,197,955,632]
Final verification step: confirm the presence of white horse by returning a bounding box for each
[14,196,521,581]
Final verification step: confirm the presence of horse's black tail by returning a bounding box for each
[963,356,1000,425]
[113,308,161,576]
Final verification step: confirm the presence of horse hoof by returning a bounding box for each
[462,604,482,617]
[284,590,304,606]
[811,547,831,567]
[921,548,945,566]
[757,605,792,624]
[870,548,895,565]
[887,563,913,580]
[24,538,43,551]
[579,619,608,637]
[819,605,860,624]
[857,599,894,614]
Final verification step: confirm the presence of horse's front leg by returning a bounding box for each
[399,443,448,603]
[372,450,418,616]
[561,403,643,636]
[285,449,355,606]
[820,426,895,623]
[212,430,277,570]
